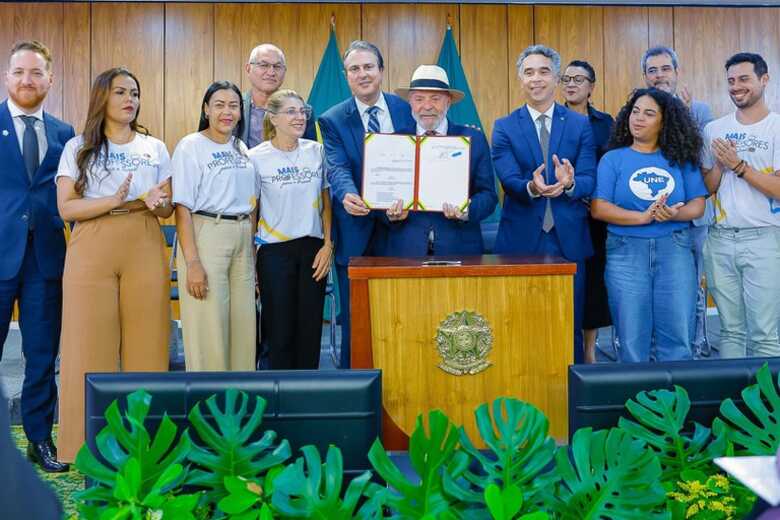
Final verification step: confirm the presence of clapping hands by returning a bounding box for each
[144,179,170,211]
[530,155,573,198]
[643,194,684,223]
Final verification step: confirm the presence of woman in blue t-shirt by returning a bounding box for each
[592,88,707,363]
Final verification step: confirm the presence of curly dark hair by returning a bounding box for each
[608,87,702,167]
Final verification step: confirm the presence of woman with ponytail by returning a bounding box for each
[171,81,257,372]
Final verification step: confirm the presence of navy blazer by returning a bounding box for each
[587,104,615,161]
[318,93,415,266]
[379,123,498,257]
[491,103,596,261]
[0,101,74,281]
[240,91,316,146]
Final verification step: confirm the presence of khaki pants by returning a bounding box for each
[57,205,170,462]
[177,214,256,371]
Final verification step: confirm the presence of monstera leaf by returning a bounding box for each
[714,363,780,455]
[216,474,278,520]
[542,428,669,520]
[75,389,193,515]
[186,389,292,505]
[443,398,556,515]
[272,444,380,519]
[618,386,728,482]
[367,409,463,518]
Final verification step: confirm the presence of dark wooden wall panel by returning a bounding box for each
[603,7,650,115]
[91,3,165,138]
[363,4,459,94]
[0,3,64,118]
[507,5,535,111]
[674,7,740,120]
[0,3,778,149]
[164,3,214,150]
[62,3,90,133]
[460,4,508,139]
[649,7,674,49]
[535,5,605,110]
[737,8,780,115]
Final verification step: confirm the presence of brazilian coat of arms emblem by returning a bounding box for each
[435,310,493,375]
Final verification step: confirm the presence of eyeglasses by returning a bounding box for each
[561,75,592,85]
[250,61,286,73]
[273,105,313,119]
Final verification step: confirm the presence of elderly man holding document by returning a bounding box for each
[363,65,497,256]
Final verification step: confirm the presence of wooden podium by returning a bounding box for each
[349,255,575,449]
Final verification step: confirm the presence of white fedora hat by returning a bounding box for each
[395,65,465,104]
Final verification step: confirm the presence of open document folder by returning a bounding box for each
[361,132,470,212]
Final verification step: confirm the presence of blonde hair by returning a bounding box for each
[262,89,305,141]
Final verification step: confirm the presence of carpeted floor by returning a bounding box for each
[11,425,82,518]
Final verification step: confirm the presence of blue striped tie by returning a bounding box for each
[367,106,381,133]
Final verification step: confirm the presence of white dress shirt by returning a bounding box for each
[525,103,575,198]
[415,118,448,136]
[8,98,47,163]
[355,93,394,134]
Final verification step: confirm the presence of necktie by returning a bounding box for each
[425,130,438,136]
[367,106,381,133]
[538,114,554,233]
[21,115,40,181]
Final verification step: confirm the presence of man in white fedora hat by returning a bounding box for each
[379,64,497,256]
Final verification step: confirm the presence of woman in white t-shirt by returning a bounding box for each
[248,89,332,370]
[172,81,257,372]
[55,67,172,462]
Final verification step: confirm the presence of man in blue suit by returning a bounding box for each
[318,40,415,368]
[0,40,73,471]
[381,65,497,256]
[492,45,597,364]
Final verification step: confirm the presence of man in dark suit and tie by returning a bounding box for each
[492,45,597,364]
[318,40,415,368]
[0,40,73,471]
[381,65,498,256]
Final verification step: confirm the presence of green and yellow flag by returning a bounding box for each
[309,22,351,321]
[308,24,351,137]
[436,25,501,226]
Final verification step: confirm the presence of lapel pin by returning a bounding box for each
[2,130,8,137]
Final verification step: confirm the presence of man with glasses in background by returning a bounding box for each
[641,45,714,358]
[242,43,316,369]
[241,43,315,147]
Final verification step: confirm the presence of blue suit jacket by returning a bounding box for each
[587,104,615,161]
[492,103,596,261]
[0,101,74,281]
[379,123,498,256]
[318,93,415,265]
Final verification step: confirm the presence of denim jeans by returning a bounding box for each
[605,229,696,363]
[703,226,780,358]
[690,225,710,352]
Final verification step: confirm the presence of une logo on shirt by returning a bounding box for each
[628,167,675,201]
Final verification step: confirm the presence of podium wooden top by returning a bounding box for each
[348,254,577,279]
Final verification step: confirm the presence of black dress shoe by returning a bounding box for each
[27,439,70,473]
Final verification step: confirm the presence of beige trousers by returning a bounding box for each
[177,214,256,372]
[57,204,170,462]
